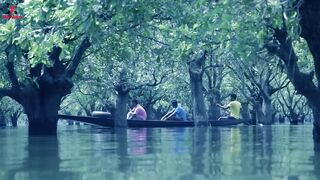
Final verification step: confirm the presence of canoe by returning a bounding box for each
[58,114,247,127]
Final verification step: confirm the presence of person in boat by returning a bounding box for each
[161,100,187,121]
[127,99,147,120]
[217,93,241,120]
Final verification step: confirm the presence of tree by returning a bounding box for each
[203,51,226,121]
[0,0,164,134]
[188,51,208,125]
[266,1,320,137]
[277,85,310,125]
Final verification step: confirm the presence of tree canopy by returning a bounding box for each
[0,0,319,134]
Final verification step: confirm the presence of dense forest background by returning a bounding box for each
[0,0,319,135]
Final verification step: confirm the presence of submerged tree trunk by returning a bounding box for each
[261,96,273,125]
[207,88,221,120]
[0,107,6,127]
[144,106,153,120]
[253,97,273,125]
[188,51,208,126]
[10,111,21,127]
[22,86,65,135]
[313,107,320,139]
[254,100,264,124]
[241,102,250,120]
[114,93,129,127]
[114,67,129,127]
[11,118,17,127]
[205,52,224,121]
[10,115,19,127]
[0,38,90,135]
[189,76,207,125]
[208,97,220,120]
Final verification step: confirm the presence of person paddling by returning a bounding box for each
[127,99,147,120]
[161,100,187,121]
[217,93,241,120]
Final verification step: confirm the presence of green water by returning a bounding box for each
[0,125,318,180]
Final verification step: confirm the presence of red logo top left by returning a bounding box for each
[2,5,22,20]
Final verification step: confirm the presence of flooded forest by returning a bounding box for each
[1,0,319,135]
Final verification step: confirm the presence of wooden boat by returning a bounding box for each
[58,114,248,128]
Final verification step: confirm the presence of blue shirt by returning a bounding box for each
[174,106,187,121]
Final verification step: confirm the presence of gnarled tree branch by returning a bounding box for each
[0,88,18,100]
[130,71,167,91]
[66,37,91,78]
[270,79,290,95]
[202,64,223,75]
[267,27,319,99]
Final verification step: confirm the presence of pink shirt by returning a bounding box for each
[133,104,147,120]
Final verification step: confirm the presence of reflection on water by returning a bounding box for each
[128,128,147,155]
[0,125,319,179]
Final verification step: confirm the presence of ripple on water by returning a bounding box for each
[0,125,319,180]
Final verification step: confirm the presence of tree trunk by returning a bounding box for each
[10,109,22,127]
[261,97,273,125]
[208,101,220,120]
[297,1,320,138]
[298,1,320,87]
[254,101,264,124]
[207,89,221,120]
[269,26,320,132]
[190,76,207,125]
[114,67,129,127]
[0,37,90,135]
[0,107,6,127]
[145,105,156,120]
[21,85,64,135]
[289,114,299,125]
[254,97,273,125]
[114,93,129,127]
[188,52,208,126]
[11,115,18,127]
[15,69,74,135]
[267,2,320,137]
[241,102,250,120]
[250,109,257,125]
[312,107,320,140]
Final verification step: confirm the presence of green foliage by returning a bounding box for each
[0,0,314,121]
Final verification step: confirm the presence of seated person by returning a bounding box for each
[127,99,147,120]
[161,100,187,121]
[217,93,241,120]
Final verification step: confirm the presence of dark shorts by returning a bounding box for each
[167,116,184,121]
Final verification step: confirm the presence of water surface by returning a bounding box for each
[0,125,318,180]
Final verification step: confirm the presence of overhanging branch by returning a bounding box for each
[136,34,171,47]
[63,33,85,44]
[0,88,18,100]
[271,27,318,98]
[270,80,290,95]
[130,71,167,90]
[202,64,224,75]
[66,37,91,78]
